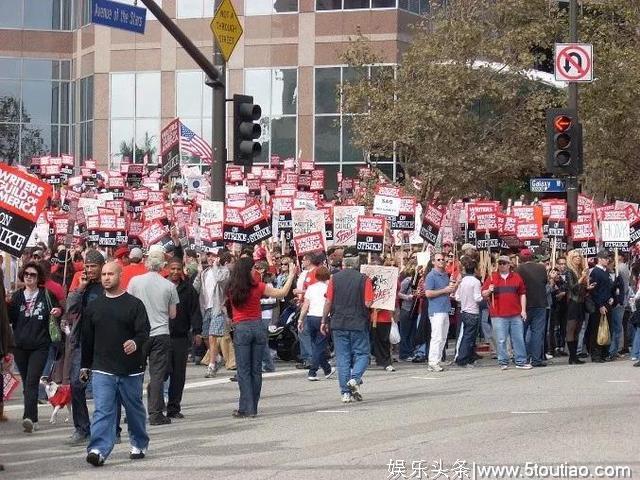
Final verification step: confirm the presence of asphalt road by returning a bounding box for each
[1,356,639,480]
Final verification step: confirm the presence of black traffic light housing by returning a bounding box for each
[233,94,262,168]
[546,108,583,176]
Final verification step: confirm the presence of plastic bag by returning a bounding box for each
[389,321,401,345]
[597,313,610,346]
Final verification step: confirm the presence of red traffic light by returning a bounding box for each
[553,115,572,133]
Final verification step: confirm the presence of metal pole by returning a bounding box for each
[210,0,226,202]
[566,0,579,223]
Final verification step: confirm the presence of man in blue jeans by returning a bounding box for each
[517,249,549,367]
[482,256,532,370]
[81,261,150,467]
[321,251,373,403]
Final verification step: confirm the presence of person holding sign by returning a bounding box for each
[226,257,296,418]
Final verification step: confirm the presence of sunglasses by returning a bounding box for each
[498,261,510,265]
[32,255,41,259]
[434,258,445,262]
[24,272,38,278]
[280,263,289,267]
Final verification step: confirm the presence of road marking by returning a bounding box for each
[410,376,441,380]
[4,369,303,412]
[606,380,630,383]
[510,411,549,414]
[316,410,349,413]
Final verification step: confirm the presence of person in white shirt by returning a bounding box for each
[297,266,335,381]
[454,257,483,367]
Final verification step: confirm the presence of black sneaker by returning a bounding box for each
[167,412,184,419]
[129,447,146,460]
[229,375,238,382]
[86,450,105,467]
[149,415,171,426]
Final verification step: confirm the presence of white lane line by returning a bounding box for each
[410,376,441,380]
[4,369,303,412]
[510,411,549,414]
[316,410,349,413]
[606,380,630,383]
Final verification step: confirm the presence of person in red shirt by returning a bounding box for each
[120,248,148,290]
[481,255,532,370]
[227,257,296,418]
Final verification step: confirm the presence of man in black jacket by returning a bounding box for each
[588,249,614,363]
[166,257,202,419]
[81,261,150,467]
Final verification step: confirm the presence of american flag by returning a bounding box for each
[180,122,213,163]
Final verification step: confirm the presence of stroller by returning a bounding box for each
[268,304,300,362]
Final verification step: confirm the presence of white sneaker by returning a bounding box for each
[384,365,396,372]
[341,393,352,403]
[427,364,444,372]
[129,446,147,460]
[545,353,554,360]
[516,363,533,370]
[325,367,336,379]
[631,357,638,361]
[500,365,509,371]
[307,376,319,381]
[346,379,362,401]
[22,418,37,433]
[204,364,217,378]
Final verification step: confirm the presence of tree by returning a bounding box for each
[341,0,640,202]
[119,131,157,164]
[0,96,45,165]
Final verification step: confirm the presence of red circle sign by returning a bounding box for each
[556,45,591,80]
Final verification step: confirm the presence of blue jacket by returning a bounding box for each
[589,266,613,309]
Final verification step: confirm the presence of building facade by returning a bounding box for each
[0,0,426,187]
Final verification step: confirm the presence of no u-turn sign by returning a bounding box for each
[554,43,593,82]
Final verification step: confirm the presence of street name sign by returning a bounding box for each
[530,178,566,193]
[92,0,146,34]
[210,0,242,63]
[554,43,593,82]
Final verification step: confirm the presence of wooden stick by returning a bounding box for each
[551,237,557,269]
[280,230,285,256]
[615,247,619,276]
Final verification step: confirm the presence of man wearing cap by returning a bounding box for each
[121,248,147,290]
[517,248,549,367]
[127,249,179,425]
[482,255,532,370]
[588,249,614,363]
[321,249,374,403]
[64,249,106,445]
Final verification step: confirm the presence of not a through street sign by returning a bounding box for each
[92,0,147,34]
[530,178,567,193]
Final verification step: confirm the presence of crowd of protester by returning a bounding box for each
[1,238,640,469]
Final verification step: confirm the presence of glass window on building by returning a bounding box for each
[244,68,297,165]
[78,76,94,162]
[317,0,398,10]
[0,58,72,165]
[398,0,429,15]
[245,0,298,15]
[314,65,396,179]
[109,72,161,165]
[177,0,214,19]
[175,70,212,166]
[0,0,72,30]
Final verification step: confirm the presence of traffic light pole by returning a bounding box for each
[210,0,227,202]
[566,0,579,223]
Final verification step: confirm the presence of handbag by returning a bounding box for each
[584,295,596,314]
[43,289,62,344]
[389,321,401,345]
[596,312,610,346]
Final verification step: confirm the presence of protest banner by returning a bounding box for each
[419,204,444,246]
[571,222,597,257]
[333,206,365,246]
[291,209,326,242]
[356,216,385,253]
[161,118,181,181]
[223,206,247,243]
[390,196,416,231]
[293,231,325,257]
[240,203,272,245]
[0,163,52,257]
[601,220,630,250]
[360,265,399,311]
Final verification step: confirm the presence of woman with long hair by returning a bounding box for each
[227,256,295,418]
[565,250,593,365]
[8,262,61,433]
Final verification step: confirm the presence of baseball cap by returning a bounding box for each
[498,255,511,264]
[129,247,143,260]
[148,244,165,255]
[519,248,533,260]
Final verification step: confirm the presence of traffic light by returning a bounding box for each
[233,94,261,168]
[546,108,583,176]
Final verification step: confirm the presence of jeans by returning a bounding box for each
[70,345,91,436]
[13,346,49,423]
[298,318,312,363]
[233,320,266,415]
[492,316,528,366]
[398,309,415,359]
[145,335,171,420]
[609,305,625,356]
[261,316,275,372]
[456,312,479,365]
[38,343,58,400]
[524,307,547,365]
[428,312,449,366]
[88,372,149,459]
[480,306,492,343]
[632,326,640,359]
[306,315,331,377]
[332,329,370,395]
[167,336,189,416]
